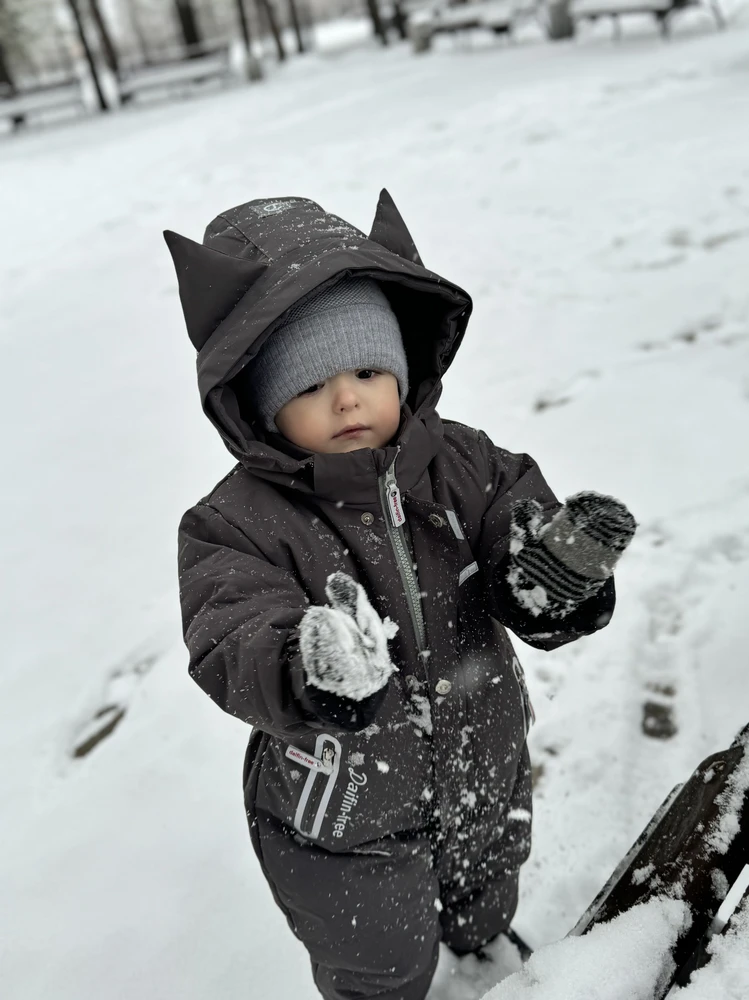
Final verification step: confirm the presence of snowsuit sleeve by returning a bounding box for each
[178,501,324,740]
[475,431,616,650]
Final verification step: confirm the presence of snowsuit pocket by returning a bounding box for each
[290,735,341,839]
[251,694,431,852]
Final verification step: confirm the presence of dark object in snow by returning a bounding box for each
[72,705,126,758]
[642,698,678,740]
[504,926,534,962]
[571,723,749,997]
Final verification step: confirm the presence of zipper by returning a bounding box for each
[293,734,341,840]
[377,455,427,654]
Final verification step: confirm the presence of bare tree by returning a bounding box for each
[391,0,408,39]
[233,0,264,79]
[174,0,203,54]
[88,0,119,73]
[123,0,152,64]
[0,38,14,88]
[64,0,109,109]
[0,0,23,87]
[287,0,305,53]
[257,0,286,62]
[364,0,388,45]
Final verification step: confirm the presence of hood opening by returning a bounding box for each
[223,270,469,440]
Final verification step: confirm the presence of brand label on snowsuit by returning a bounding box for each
[332,768,368,838]
[387,485,405,527]
[286,745,331,773]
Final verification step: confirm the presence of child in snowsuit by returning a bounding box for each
[167,191,635,1000]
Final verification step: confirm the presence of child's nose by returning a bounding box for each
[332,380,360,411]
[335,391,358,411]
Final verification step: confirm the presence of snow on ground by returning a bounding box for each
[487,898,691,999]
[2,8,749,999]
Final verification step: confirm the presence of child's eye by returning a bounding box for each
[356,369,378,380]
[298,383,322,396]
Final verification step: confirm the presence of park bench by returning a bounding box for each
[569,0,724,37]
[116,43,232,106]
[0,77,87,132]
[410,0,520,51]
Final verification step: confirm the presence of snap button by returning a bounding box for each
[361,512,375,526]
[435,679,452,696]
[429,513,445,528]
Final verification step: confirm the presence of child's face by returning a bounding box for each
[275,369,401,454]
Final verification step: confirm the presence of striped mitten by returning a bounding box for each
[507,491,636,619]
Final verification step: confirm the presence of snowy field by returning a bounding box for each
[2,9,749,999]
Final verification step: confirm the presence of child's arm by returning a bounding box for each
[179,502,327,740]
[476,432,629,650]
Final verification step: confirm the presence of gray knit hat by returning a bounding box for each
[247,278,409,431]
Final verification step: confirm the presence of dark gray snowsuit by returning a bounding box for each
[170,193,615,1000]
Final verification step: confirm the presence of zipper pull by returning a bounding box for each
[385,458,405,529]
[387,482,405,528]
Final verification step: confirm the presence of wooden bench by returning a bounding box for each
[569,0,724,37]
[410,0,519,51]
[116,43,232,106]
[0,77,87,132]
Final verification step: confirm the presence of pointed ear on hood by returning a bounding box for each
[164,230,267,351]
[368,189,424,267]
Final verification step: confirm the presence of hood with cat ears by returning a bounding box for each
[164,190,472,472]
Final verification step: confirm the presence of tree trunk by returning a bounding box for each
[65,0,109,110]
[88,0,119,73]
[287,0,305,53]
[235,0,253,49]
[123,0,152,64]
[257,0,286,62]
[365,0,388,45]
[234,0,264,79]
[545,0,575,39]
[391,0,408,39]
[0,39,15,89]
[174,0,203,55]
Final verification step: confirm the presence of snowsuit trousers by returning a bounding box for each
[250,762,531,1000]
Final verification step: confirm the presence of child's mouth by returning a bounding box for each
[333,425,369,439]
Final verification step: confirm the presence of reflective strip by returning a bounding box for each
[459,562,479,586]
[293,734,341,840]
[445,509,465,540]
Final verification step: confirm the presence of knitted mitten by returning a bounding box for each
[299,572,398,730]
[507,491,636,619]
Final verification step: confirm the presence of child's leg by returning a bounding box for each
[438,755,533,955]
[252,809,441,1000]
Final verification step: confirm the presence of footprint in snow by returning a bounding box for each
[533,370,600,413]
[71,650,158,759]
[640,315,749,354]
[642,683,678,741]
